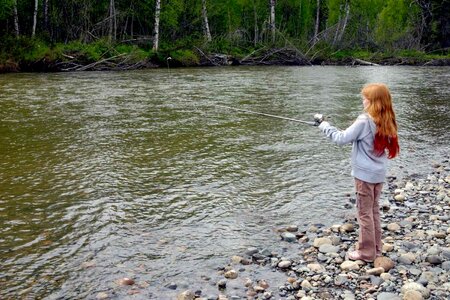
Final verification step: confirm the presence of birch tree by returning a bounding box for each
[153,0,161,51]
[337,1,350,43]
[253,0,258,46]
[32,0,38,37]
[13,0,19,37]
[269,0,275,43]
[201,0,212,42]
[43,0,48,32]
[313,0,320,44]
[109,0,117,42]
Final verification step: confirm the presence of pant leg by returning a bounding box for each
[354,178,376,261]
[373,182,383,257]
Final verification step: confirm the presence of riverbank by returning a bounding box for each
[1,42,450,73]
[173,160,450,300]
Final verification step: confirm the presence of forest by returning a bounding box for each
[0,0,449,71]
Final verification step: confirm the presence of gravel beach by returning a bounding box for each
[175,159,449,300]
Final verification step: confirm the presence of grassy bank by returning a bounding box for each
[1,38,449,73]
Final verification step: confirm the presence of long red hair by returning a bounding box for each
[362,83,399,159]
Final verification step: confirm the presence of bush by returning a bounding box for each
[169,49,199,66]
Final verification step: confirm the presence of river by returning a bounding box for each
[0,66,449,299]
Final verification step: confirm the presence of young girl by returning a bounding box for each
[315,83,399,262]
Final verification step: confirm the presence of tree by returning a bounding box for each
[109,0,117,42]
[269,0,275,43]
[202,0,212,42]
[31,0,38,37]
[13,0,19,37]
[153,0,161,51]
[376,0,420,49]
[313,0,320,44]
[43,0,48,32]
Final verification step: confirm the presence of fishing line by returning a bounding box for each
[216,105,316,126]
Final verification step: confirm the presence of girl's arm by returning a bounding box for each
[318,116,366,145]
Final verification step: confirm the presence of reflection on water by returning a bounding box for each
[0,66,449,298]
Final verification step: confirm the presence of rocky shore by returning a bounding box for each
[175,160,450,300]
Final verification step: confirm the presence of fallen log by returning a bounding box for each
[353,58,379,66]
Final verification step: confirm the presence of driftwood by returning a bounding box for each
[239,47,311,66]
[195,47,233,66]
[352,58,380,66]
[56,52,156,71]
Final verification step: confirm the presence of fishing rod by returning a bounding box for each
[216,105,318,126]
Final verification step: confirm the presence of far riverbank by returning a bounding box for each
[1,44,449,73]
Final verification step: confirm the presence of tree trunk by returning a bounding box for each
[153,0,161,51]
[109,0,116,42]
[32,0,38,38]
[269,0,276,43]
[43,0,49,33]
[253,0,258,46]
[332,6,342,45]
[13,0,20,37]
[313,0,320,44]
[337,1,350,43]
[201,0,212,42]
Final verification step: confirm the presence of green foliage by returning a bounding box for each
[375,0,420,49]
[0,0,13,20]
[1,0,448,68]
[0,37,52,63]
[169,49,200,66]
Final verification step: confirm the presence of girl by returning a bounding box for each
[315,83,399,262]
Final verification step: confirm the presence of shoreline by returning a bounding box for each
[1,55,450,74]
[170,160,450,300]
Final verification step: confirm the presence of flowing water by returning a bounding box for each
[0,66,449,299]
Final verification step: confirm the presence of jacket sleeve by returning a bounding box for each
[318,117,366,146]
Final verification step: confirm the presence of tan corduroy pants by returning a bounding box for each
[354,178,383,261]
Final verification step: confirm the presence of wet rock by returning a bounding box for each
[281,232,297,242]
[177,290,195,300]
[246,247,258,256]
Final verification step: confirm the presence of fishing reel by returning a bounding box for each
[313,114,324,126]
